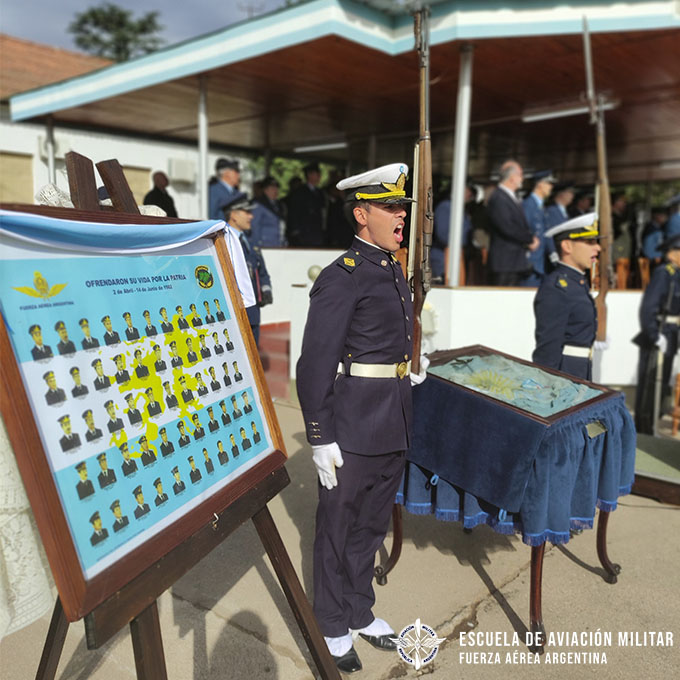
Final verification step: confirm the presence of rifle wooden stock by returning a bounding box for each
[594,108,612,341]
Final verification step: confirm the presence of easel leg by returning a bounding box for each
[129,600,168,680]
[529,544,546,653]
[252,505,341,680]
[375,503,403,586]
[35,597,69,680]
[596,509,621,584]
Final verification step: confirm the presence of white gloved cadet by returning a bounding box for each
[312,442,344,490]
[410,354,430,386]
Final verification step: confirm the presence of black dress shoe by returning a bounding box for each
[359,633,398,651]
[332,646,362,673]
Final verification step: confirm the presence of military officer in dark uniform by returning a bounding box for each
[229,433,240,458]
[203,300,216,324]
[163,380,179,409]
[105,399,124,433]
[44,370,66,405]
[89,511,109,545]
[242,391,253,414]
[633,233,680,433]
[110,500,129,532]
[92,358,110,391]
[223,329,234,351]
[185,337,198,364]
[191,413,205,440]
[233,361,243,382]
[139,436,156,467]
[119,442,138,477]
[231,395,242,420]
[286,162,326,247]
[221,362,232,387]
[29,324,53,360]
[207,406,220,433]
[134,349,150,378]
[195,372,209,397]
[159,427,175,457]
[175,305,190,330]
[79,318,100,350]
[143,309,158,337]
[171,466,185,495]
[532,213,601,380]
[97,452,117,489]
[133,486,150,519]
[203,448,215,474]
[70,366,89,398]
[153,478,168,506]
[82,409,102,442]
[54,320,76,355]
[199,334,211,359]
[212,331,224,355]
[125,393,143,426]
[239,427,252,451]
[123,312,140,340]
[214,298,226,322]
[145,386,162,417]
[296,163,425,672]
[113,354,130,384]
[169,340,183,368]
[219,400,231,425]
[251,421,261,444]
[58,414,81,452]
[189,303,203,327]
[208,365,221,392]
[159,307,173,334]
[188,456,202,484]
[153,344,167,373]
[177,421,191,448]
[75,461,95,499]
[179,375,193,404]
[217,440,229,465]
[101,315,120,345]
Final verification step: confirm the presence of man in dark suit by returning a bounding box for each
[242,392,253,414]
[153,478,168,506]
[134,349,149,378]
[229,434,240,458]
[119,442,138,477]
[43,370,66,405]
[153,344,167,373]
[29,324,53,360]
[251,421,261,444]
[97,452,117,489]
[487,160,541,286]
[195,372,209,396]
[101,315,120,345]
[221,362,232,387]
[89,511,109,545]
[203,448,215,474]
[179,376,194,404]
[231,395,242,420]
[212,331,224,355]
[144,171,178,217]
[177,421,191,448]
[223,329,234,351]
[105,400,124,433]
[163,380,179,409]
[169,340,183,368]
[123,311,140,341]
[83,409,102,442]
[125,393,143,426]
[217,440,229,465]
[159,427,175,457]
[159,307,174,333]
[145,387,162,417]
[142,309,158,337]
[79,318,100,350]
[75,461,95,499]
[208,366,221,392]
[171,466,186,495]
[286,162,326,247]
[188,456,202,484]
[239,427,252,451]
[232,361,243,382]
[203,300,216,324]
[191,413,205,440]
[113,354,130,384]
[219,400,231,425]
[296,163,422,670]
[58,415,81,452]
[54,320,76,355]
[110,499,129,532]
[133,486,150,519]
[70,366,89,398]
[189,303,203,327]
[92,358,110,391]
[175,305,189,330]
[214,298,226,322]
[185,337,198,364]
[207,406,220,433]
[199,334,211,359]
[139,436,156,467]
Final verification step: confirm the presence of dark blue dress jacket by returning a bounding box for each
[487,187,534,274]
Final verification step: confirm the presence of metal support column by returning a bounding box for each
[198,75,208,219]
[446,44,474,286]
[45,115,56,185]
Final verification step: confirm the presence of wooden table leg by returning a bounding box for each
[129,600,168,680]
[35,597,69,680]
[252,505,341,680]
[374,503,403,586]
[529,544,546,653]
[596,509,621,584]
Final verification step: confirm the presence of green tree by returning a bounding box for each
[68,3,164,62]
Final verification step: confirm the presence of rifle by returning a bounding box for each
[410,6,434,375]
[583,17,612,341]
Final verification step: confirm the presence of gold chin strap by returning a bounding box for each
[354,189,406,200]
[569,229,600,239]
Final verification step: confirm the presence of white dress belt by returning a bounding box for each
[562,345,593,359]
[662,315,680,325]
[337,361,411,379]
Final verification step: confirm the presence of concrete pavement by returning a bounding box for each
[1,397,679,679]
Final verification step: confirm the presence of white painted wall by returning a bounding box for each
[260,248,651,386]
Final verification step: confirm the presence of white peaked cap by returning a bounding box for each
[336,163,413,203]
[545,212,600,240]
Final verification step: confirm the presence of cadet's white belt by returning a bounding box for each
[663,315,680,325]
[562,345,593,359]
[338,361,411,379]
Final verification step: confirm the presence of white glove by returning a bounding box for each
[594,335,611,351]
[312,442,344,490]
[656,334,668,355]
[549,251,560,265]
[410,354,430,386]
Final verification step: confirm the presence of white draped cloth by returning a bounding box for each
[0,415,54,639]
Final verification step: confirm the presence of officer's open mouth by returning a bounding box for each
[394,225,403,243]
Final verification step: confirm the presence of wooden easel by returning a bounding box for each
[1,153,340,680]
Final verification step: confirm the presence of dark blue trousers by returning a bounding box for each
[313,450,405,637]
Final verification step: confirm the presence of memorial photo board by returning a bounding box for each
[0,211,285,620]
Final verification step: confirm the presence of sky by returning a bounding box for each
[0,0,289,51]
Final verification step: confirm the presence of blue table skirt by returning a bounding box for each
[397,389,636,546]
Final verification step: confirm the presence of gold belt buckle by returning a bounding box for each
[397,361,408,379]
